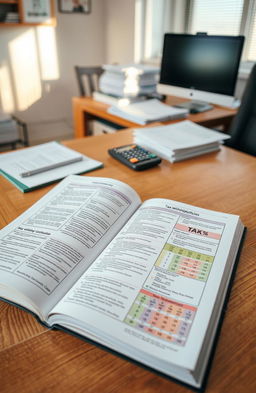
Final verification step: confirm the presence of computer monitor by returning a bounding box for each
[157,33,244,112]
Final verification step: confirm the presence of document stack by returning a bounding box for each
[98,63,160,100]
[0,141,103,192]
[134,120,231,162]
[92,91,147,107]
[107,99,188,125]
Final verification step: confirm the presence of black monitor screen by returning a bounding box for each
[159,34,244,96]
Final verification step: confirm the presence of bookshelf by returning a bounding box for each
[0,0,55,26]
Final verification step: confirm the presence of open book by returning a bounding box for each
[0,175,245,390]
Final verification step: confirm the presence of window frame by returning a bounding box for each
[137,0,256,75]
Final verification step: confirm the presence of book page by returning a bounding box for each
[50,198,242,372]
[0,175,141,320]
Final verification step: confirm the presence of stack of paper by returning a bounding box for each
[134,120,231,162]
[99,64,160,98]
[0,141,103,192]
[92,91,146,107]
[108,99,188,125]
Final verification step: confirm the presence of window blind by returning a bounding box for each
[247,2,256,61]
[189,0,244,36]
[140,0,256,63]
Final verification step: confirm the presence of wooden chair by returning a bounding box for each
[74,65,122,135]
[74,65,124,135]
[74,66,103,96]
[225,64,256,156]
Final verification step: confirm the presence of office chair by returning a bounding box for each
[225,64,256,156]
[74,66,103,96]
[0,114,29,150]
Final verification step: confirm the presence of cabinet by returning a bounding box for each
[0,0,55,26]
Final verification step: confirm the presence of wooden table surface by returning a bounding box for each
[72,96,237,137]
[0,130,255,393]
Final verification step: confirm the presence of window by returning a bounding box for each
[246,1,256,61]
[188,0,244,36]
[136,0,256,65]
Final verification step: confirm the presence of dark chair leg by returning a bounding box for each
[23,123,29,146]
[12,115,29,147]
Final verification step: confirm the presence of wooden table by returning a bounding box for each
[1,130,255,393]
[72,96,237,138]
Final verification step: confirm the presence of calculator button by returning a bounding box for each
[130,158,139,163]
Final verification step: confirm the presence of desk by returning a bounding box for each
[1,130,255,393]
[72,96,237,138]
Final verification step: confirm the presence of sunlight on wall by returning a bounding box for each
[144,0,153,59]
[134,0,144,63]
[9,29,42,111]
[37,26,59,80]
[0,63,15,113]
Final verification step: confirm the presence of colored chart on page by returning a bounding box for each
[125,289,196,346]
[156,244,214,281]
[124,211,225,346]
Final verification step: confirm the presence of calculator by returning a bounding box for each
[108,144,161,171]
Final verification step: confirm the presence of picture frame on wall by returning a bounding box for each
[21,0,54,24]
[58,0,91,14]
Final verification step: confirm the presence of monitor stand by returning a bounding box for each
[174,101,213,114]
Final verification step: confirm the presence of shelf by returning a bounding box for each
[0,0,55,27]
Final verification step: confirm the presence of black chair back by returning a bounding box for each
[226,64,256,156]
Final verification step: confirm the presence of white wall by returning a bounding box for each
[235,76,247,100]
[0,0,107,144]
[0,0,137,145]
[104,0,136,64]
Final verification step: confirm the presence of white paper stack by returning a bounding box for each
[92,91,147,107]
[134,120,231,162]
[99,64,160,98]
[0,141,103,192]
[107,99,188,125]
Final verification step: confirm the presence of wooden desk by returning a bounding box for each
[73,96,237,138]
[1,131,255,393]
